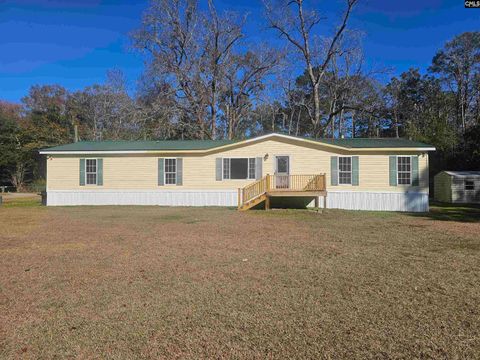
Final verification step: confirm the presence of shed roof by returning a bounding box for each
[443,171,480,178]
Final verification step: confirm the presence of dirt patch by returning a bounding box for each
[0,206,479,359]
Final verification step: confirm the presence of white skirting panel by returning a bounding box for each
[47,189,238,207]
[47,189,429,212]
[325,191,429,212]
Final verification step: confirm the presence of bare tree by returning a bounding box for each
[132,0,247,139]
[203,0,245,138]
[320,38,364,138]
[265,0,358,137]
[430,32,480,136]
[221,48,280,139]
[70,70,137,140]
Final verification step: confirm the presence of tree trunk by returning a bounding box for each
[351,111,355,138]
[331,115,335,139]
[296,108,301,136]
[394,107,399,138]
[271,107,275,132]
[288,108,294,135]
[211,91,217,139]
[313,83,321,137]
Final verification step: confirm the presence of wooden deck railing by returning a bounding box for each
[238,174,326,207]
[269,174,326,192]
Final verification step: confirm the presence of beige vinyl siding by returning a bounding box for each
[46,137,429,192]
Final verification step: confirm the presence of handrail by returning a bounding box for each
[240,176,267,206]
[268,174,326,192]
[238,174,326,207]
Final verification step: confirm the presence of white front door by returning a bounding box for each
[275,156,290,189]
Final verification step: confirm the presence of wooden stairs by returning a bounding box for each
[238,193,268,211]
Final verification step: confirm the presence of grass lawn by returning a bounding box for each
[1,198,479,359]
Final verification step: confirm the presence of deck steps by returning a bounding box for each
[239,193,267,211]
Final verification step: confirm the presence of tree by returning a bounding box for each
[70,70,138,140]
[135,76,181,140]
[21,84,73,148]
[203,0,245,138]
[430,32,480,135]
[132,0,248,139]
[265,0,358,137]
[220,48,279,139]
[0,108,33,189]
[384,69,456,149]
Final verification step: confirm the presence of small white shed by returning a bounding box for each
[434,171,480,204]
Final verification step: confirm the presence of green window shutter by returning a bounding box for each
[215,158,222,181]
[97,159,103,186]
[176,158,183,186]
[158,158,164,186]
[352,156,359,186]
[330,156,338,186]
[412,155,419,186]
[79,158,85,186]
[255,157,262,180]
[389,156,397,186]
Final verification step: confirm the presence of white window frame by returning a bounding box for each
[223,158,230,180]
[337,156,352,185]
[85,158,97,185]
[397,156,412,186]
[248,157,256,179]
[222,158,256,180]
[164,158,177,185]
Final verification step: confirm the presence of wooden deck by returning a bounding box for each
[238,174,327,211]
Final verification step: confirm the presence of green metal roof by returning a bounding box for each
[42,139,236,152]
[313,137,433,148]
[40,133,434,153]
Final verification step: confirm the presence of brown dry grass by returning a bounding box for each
[1,200,479,359]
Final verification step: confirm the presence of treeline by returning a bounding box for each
[0,0,479,190]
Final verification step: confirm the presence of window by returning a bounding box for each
[338,157,352,185]
[397,156,411,185]
[165,158,177,185]
[86,159,97,185]
[223,158,256,180]
[465,180,475,190]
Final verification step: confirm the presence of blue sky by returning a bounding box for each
[0,0,478,103]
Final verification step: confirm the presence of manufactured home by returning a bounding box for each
[434,171,480,204]
[39,133,435,212]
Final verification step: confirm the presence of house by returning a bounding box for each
[39,133,435,211]
[434,171,480,204]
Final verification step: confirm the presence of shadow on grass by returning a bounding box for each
[409,201,480,223]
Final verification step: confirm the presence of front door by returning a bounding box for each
[275,156,290,189]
